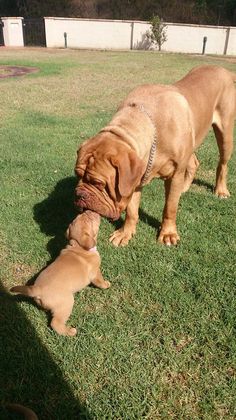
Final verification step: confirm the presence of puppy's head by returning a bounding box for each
[66,210,101,250]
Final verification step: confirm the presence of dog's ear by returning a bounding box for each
[65,227,70,239]
[79,233,96,250]
[110,151,145,197]
[67,225,95,250]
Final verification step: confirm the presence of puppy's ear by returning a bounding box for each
[66,216,80,241]
[79,233,95,250]
[111,151,145,198]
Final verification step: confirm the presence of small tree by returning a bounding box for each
[146,15,167,51]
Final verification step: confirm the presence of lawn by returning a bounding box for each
[0,48,236,419]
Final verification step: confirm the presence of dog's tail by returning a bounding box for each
[6,403,38,420]
[10,285,39,298]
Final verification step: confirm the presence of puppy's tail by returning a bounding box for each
[6,403,38,420]
[10,285,39,298]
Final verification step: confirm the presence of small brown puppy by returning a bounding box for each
[11,210,110,336]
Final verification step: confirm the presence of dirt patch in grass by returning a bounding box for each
[0,65,39,78]
[12,263,36,280]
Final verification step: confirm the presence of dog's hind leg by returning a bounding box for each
[182,153,199,193]
[50,295,76,336]
[213,121,234,198]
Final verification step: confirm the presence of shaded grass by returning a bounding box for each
[0,48,236,419]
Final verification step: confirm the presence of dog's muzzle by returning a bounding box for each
[74,185,120,221]
[74,188,90,210]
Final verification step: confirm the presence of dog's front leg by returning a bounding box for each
[92,269,110,289]
[158,172,185,246]
[109,189,142,247]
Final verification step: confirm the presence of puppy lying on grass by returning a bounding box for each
[11,210,110,336]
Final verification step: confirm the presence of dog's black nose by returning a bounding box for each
[75,189,89,200]
[76,193,84,200]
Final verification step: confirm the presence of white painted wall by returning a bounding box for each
[162,23,227,54]
[45,17,132,49]
[132,21,150,50]
[227,27,236,55]
[2,17,24,47]
[1,16,235,55]
[44,17,236,55]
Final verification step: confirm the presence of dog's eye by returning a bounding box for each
[95,181,105,191]
[84,174,105,190]
[92,179,105,191]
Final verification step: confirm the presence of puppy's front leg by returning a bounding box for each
[92,269,110,289]
[109,189,142,247]
[158,172,185,246]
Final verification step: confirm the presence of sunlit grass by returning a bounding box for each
[0,48,235,419]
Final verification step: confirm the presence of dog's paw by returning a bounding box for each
[157,232,180,246]
[98,280,111,289]
[109,228,133,247]
[104,280,111,289]
[214,188,230,199]
[67,327,77,337]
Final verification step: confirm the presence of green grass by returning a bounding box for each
[0,48,236,419]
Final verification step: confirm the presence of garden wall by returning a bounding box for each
[1,16,235,55]
[44,17,236,55]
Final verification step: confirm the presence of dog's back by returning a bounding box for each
[11,246,100,335]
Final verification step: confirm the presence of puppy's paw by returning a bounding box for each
[67,327,77,337]
[103,280,111,289]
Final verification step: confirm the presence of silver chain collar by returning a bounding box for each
[129,103,157,186]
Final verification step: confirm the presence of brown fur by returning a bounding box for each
[75,65,236,246]
[10,210,110,336]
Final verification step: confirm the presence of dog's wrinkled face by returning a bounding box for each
[74,134,145,219]
[66,210,100,250]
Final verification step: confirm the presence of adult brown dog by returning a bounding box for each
[11,211,110,336]
[75,65,236,246]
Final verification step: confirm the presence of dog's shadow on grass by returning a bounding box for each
[1,176,93,418]
[139,208,161,230]
[193,178,214,192]
[33,176,78,260]
[0,281,93,419]
[34,176,163,258]
[108,208,161,232]
[108,176,214,235]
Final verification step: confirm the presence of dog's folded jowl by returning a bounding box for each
[75,183,120,220]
